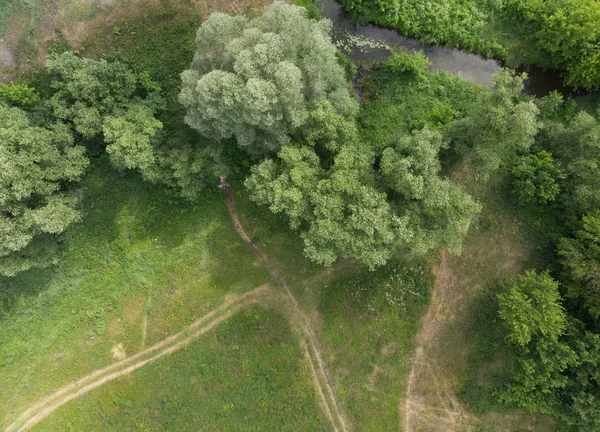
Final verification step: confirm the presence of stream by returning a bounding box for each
[318,0,568,97]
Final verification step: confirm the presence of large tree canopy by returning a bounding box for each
[247,128,479,268]
[46,52,164,175]
[450,69,540,179]
[179,3,358,157]
[0,105,88,276]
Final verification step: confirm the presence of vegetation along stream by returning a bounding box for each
[319,0,569,97]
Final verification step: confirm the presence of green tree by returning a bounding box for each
[0,106,88,276]
[544,111,600,216]
[301,144,407,268]
[0,82,40,108]
[495,270,577,413]
[380,128,480,256]
[450,69,540,179]
[506,0,600,89]
[512,150,565,206]
[558,210,600,318]
[179,3,358,157]
[247,128,479,268]
[45,51,165,174]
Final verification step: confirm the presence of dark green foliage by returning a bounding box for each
[543,111,600,216]
[505,0,600,89]
[495,270,576,413]
[512,150,565,206]
[558,211,600,318]
[450,69,539,180]
[340,0,501,56]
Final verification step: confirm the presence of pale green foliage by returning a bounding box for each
[103,104,163,171]
[245,146,322,229]
[451,69,540,179]
[247,128,479,268]
[246,144,407,269]
[179,3,357,157]
[0,106,88,276]
[381,128,481,256]
[46,52,139,138]
[302,145,408,268]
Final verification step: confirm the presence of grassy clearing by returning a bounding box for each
[29,307,331,431]
[231,182,433,431]
[0,160,272,428]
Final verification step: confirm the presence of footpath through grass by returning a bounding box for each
[0,160,272,429]
[232,182,433,431]
[29,307,331,431]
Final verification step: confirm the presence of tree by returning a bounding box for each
[45,51,164,175]
[512,150,565,206]
[247,143,408,268]
[380,128,481,256]
[544,111,600,216]
[495,270,577,413]
[0,106,88,276]
[246,128,479,268]
[506,0,600,89]
[179,3,358,158]
[558,210,600,318]
[450,69,540,179]
[301,144,408,268]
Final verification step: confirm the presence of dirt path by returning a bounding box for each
[6,285,270,432]
[401,252,477,431]
[8,181,347,432]
[219,177,348,432]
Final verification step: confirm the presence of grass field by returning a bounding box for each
[0,159,275,428]
[29,307,331,431]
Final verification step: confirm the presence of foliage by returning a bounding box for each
[339,0,500,55]
[497,270,568,348]
[179,3,357,158]
[543,111,600,216]
[450,69,540,179]
[505,0,600,89]
[247,143,403,268]
[511,150,565,206]
[103,103,163,171]
[247,127,480,268]
[381,50,430,81]
[495,270,576,414]
[0,83,40,109]
[0,105,88,276]
[380,128,481,256]
[558,210,600,318]
[43,51,221,197]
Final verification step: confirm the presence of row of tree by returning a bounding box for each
[1,4,489,275]
[491,90,600,428]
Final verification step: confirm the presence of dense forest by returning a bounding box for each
[1,0,600,430]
